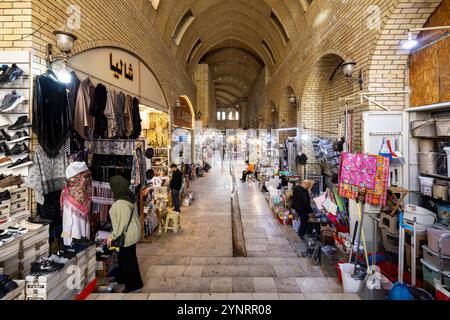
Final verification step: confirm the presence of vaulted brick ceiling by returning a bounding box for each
[151,0,308,108]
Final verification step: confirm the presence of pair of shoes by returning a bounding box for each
[6,156,32,169]
[30,258,65,276]
[0,91,25,112]
[6,131,30,144]
[0,156,12,167]
[0,273,19,295]
[7,116,31,131]
[5,143,29,156]
[0,190,11,202]
[0,64,24,83]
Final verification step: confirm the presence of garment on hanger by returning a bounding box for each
[89,84,108,138]
[74,77,95,139]
[105,88,117,138]
[129,97,142,139]
[25,144,68,205]
[66,71,81,124]
[33,72,71,158]
[61,161,92,246]
[115,92,125,138]
[124,94,133,138]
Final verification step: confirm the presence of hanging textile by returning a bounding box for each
[66,71,80,125]
[89,84,108,138]
[124,94,133,138]
[25,145,68,205]
[129,97,142,139]
[115,92,126,138]
[339,152,377,190]
[338,155,390,206]
[105,89,117,138]
[74,77,95,139]
[33,72,71,158]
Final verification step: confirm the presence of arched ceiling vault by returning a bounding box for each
[151,0,308,111]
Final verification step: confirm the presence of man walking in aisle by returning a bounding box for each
[170,164,183,212]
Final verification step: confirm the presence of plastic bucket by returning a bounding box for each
[340,263,364,293]
[403,204,436,232]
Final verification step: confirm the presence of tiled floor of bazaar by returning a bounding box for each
[88,153,359,300]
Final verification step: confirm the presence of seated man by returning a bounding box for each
[241,161,255,182]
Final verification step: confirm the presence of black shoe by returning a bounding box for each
[6,131,30,144]
[0,190,11,202]
[0,129,12,141]
[7,156,32,169]
[30,258,65,276]
[0,64,24,83]
[7,116,31,131]
[0,274,18,293]
[5,143,28,156]
[0,142,9,154]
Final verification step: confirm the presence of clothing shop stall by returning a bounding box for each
[0,47,173,300]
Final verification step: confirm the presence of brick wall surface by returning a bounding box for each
[1,0,196,107]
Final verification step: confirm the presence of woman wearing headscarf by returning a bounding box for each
[107,176,143,293]
[291,180,314,240]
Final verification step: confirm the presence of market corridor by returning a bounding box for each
[89,153,358,300]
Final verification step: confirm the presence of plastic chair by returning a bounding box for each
[165,210,181,234]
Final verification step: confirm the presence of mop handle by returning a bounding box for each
[357,200,370,268]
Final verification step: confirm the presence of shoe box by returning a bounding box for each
[0,196,11,224]
[0,186,30,226]
[25,245,96,300]
[0,224,49,279]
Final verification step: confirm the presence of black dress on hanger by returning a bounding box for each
[33,71,71,158]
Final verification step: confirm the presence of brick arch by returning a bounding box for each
[300,53,345,134]
[367,0,443,110]
[71,40,170,108]
[277,85,298,129]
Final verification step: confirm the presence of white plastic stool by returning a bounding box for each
[165,210,181,233]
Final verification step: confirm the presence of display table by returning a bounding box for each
[0,223,49,279]
[25,245,96,300]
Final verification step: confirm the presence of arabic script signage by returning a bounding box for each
[173,98,194,129]
[110,53,134,80]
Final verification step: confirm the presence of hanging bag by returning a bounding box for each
[111,205,135,248]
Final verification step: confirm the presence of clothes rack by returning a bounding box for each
[66,63,167,110]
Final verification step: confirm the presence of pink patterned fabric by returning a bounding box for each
[339,152,378,190]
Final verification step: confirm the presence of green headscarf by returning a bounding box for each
[109,176,134,203]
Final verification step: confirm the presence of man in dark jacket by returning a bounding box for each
[291,180,314,240]
[170,164,183,212]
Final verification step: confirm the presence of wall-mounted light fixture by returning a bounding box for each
[342,60,364,90]
[175,99,182,108]
[402,26,450,50]
[46,30,78,83]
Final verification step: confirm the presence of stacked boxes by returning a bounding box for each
[0,186,30,226]
[25,245,96,300]
[0,224,49,279]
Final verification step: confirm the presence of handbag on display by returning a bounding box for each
[111,206,135,248]
[322,188,338,216]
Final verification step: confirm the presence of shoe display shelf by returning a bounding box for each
[0,224,49,279]
[0,51,33,230]
[25,245,96,300]
[0,279,25,300]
